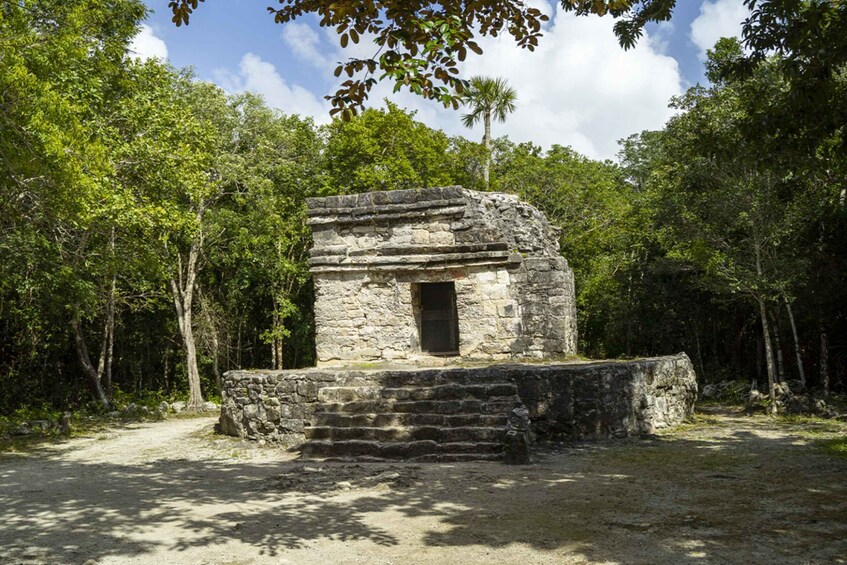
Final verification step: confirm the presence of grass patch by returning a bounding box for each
[777,414,845,437]
[605,444,751,473]
[656,413,724,435]
[818,437,847,458]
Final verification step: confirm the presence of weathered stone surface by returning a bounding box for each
[307,186,577,365]
[219,354,697,462]
[510,354,697,439]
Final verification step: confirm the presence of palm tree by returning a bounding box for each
[460,76,517,187]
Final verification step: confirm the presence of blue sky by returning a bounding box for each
[133,0,750,160]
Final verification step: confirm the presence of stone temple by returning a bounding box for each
[218,186,698,463]
[306,186,577,365]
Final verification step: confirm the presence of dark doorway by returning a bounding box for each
[418,282,459,354]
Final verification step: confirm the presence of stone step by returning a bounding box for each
[411,453,503,463]
[312,412,508,428]
[315,398,521,415]
[317,383,518,403]
[307,452,505,463]
[299,439,504,460]
[304,425,505,443]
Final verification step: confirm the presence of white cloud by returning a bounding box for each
[129,24,168,61]
[690,0,749,60]
[282,22,330,68]
[214,53,331,121]
[357,8,684,160]
[213,5,684,160]
[651,20,675,55]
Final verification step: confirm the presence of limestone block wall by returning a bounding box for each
[509,353,698,439]
[218,354,698,446]
[306,186,577,365]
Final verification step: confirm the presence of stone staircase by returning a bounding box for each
[299,371,529,462]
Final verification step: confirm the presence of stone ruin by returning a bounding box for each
[306,186,577,364]
[219,187,698,463]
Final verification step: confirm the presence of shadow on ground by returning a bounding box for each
[1,409,845,564]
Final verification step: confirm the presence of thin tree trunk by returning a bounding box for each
[784,296,805,387]
[237,316,243,369]
[820,329,829,397]
[483,111,491,188]
[199,291,222,392]
[71,318,111,409]
[104,298,114,397]
[275,339,283,370]
[694,326,706,379]
[273,305,284,370]
[758,299,778,414]
[211,332,221,392]
[99,273,117,398]
[772,316,785,383]
[753,225,777,413]
[163,345,170,394]
[169,225,205,410]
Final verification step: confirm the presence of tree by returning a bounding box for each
[323,102,453,193]
[111,62,233,410]
[460,76,517,188]
[0,0,148,409]
[650,60,811,411]
[202,94,326,372]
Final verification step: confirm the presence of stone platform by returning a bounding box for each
[219,354,697,463]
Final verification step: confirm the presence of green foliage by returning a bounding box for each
[111,386,169,411]
[495,141,654,357]
[460,76,518,129]
[169,0,551,117]
[3,0,847,415]
[323,102,454,193]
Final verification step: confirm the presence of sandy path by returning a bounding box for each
[1,409,845,565]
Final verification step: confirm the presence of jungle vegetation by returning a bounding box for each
[1,0,845,415]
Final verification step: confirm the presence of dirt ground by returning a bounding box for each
[1,406,845,565]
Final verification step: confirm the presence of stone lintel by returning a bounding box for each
[308,250,520,268]
[307,204,466,226]
[305,186,466,211]
[310,242,509,258]
[306,197,467,218]
[309,255,523,274]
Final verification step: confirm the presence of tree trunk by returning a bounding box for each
[752,226,776,412]
[163,345,170,393]
[71,318,111,409]
[758,299,778,414]
[784,297,805,387]
[694,325,706,379]
[274,339,283,371]
[820,329,829,397]
[99,273,117,398]
[199,292,222,393]
[772,316,785,383]
[236,316,243,369]
[483,110,492,188]
[211,331,221,393]
[170,229,205,410]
